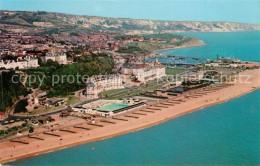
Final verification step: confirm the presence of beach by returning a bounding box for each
[1,69,259,164]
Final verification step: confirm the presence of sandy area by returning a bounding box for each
[0,69,259,164]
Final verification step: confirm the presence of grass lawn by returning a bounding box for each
[166,68,187,75]
[65,95,80,105]
[18,105,66,115]
[100,88,126,97]
[108,82,168,100]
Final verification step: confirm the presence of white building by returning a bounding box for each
[0,56,39,69]
[42,52,67,64]
[121,66,166,83]
[85,74,124,99]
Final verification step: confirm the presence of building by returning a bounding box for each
[85,74,124,99]
[121,65,166,83]
[0,56,38,69]
[42,52,67,64]
[73,99,146,117]
[205,57,244,69]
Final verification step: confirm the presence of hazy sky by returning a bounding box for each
[0,0,259,24]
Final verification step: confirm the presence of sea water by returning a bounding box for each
[7,90,260,165]
[160,31,260,62]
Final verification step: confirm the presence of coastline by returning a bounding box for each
[157,43,207,53]
[148,38,207,59]
[1,69,259,164]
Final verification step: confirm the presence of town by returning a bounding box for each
[0,10,260,163]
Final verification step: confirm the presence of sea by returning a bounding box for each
[159,31,260,62]
[5,31,260,166]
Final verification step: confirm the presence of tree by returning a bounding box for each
[14,99,28,113]
[29,127,34,133]
[0,71,29,112]
[46,59,60,67]
[0,130,5,136]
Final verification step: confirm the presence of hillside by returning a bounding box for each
[1,10,260,34]
[119,33,205,53]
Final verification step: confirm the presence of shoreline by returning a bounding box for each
[1,69,259,164]
[2,87,259,164]
[147,39,207,59]
[155,40,207,53]
[155,43,207,54]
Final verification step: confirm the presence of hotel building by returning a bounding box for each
[85,74,124,99]
[121,66,166,83]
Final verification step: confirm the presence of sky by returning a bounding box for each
[0,0,259,24]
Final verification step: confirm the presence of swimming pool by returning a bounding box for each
[97,103,129,112]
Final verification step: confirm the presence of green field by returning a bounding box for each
[64,95,80,105]
[117,33,192,54]
[165,68,187,75]
[108,82,167,100]
[100,88,126,97]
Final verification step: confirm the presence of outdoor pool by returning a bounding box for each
[97,103,129,112]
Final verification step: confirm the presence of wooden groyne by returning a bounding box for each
[73,126,90,130]
[60,129,77,134]
[139,110,155,113]
[10,139,29,144]
[100,120,116,124]
[87,123,104,127]
[28,135,44,141]
[112,117,128,121]
[132,112,147,116]
[125,115,139,119]
[43,132,61,137]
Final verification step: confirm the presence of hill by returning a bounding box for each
[1,10,260,34]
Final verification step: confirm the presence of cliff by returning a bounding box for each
[1,10,260,34]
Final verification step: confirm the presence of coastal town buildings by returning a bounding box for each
[205,57,246,68]
[85,74,124,99]
[0,56,39,69]
[121,59,166,83]
[121,66,166,83]
[42,52,67,64]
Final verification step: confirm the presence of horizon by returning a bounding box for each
[0,0,259,25]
